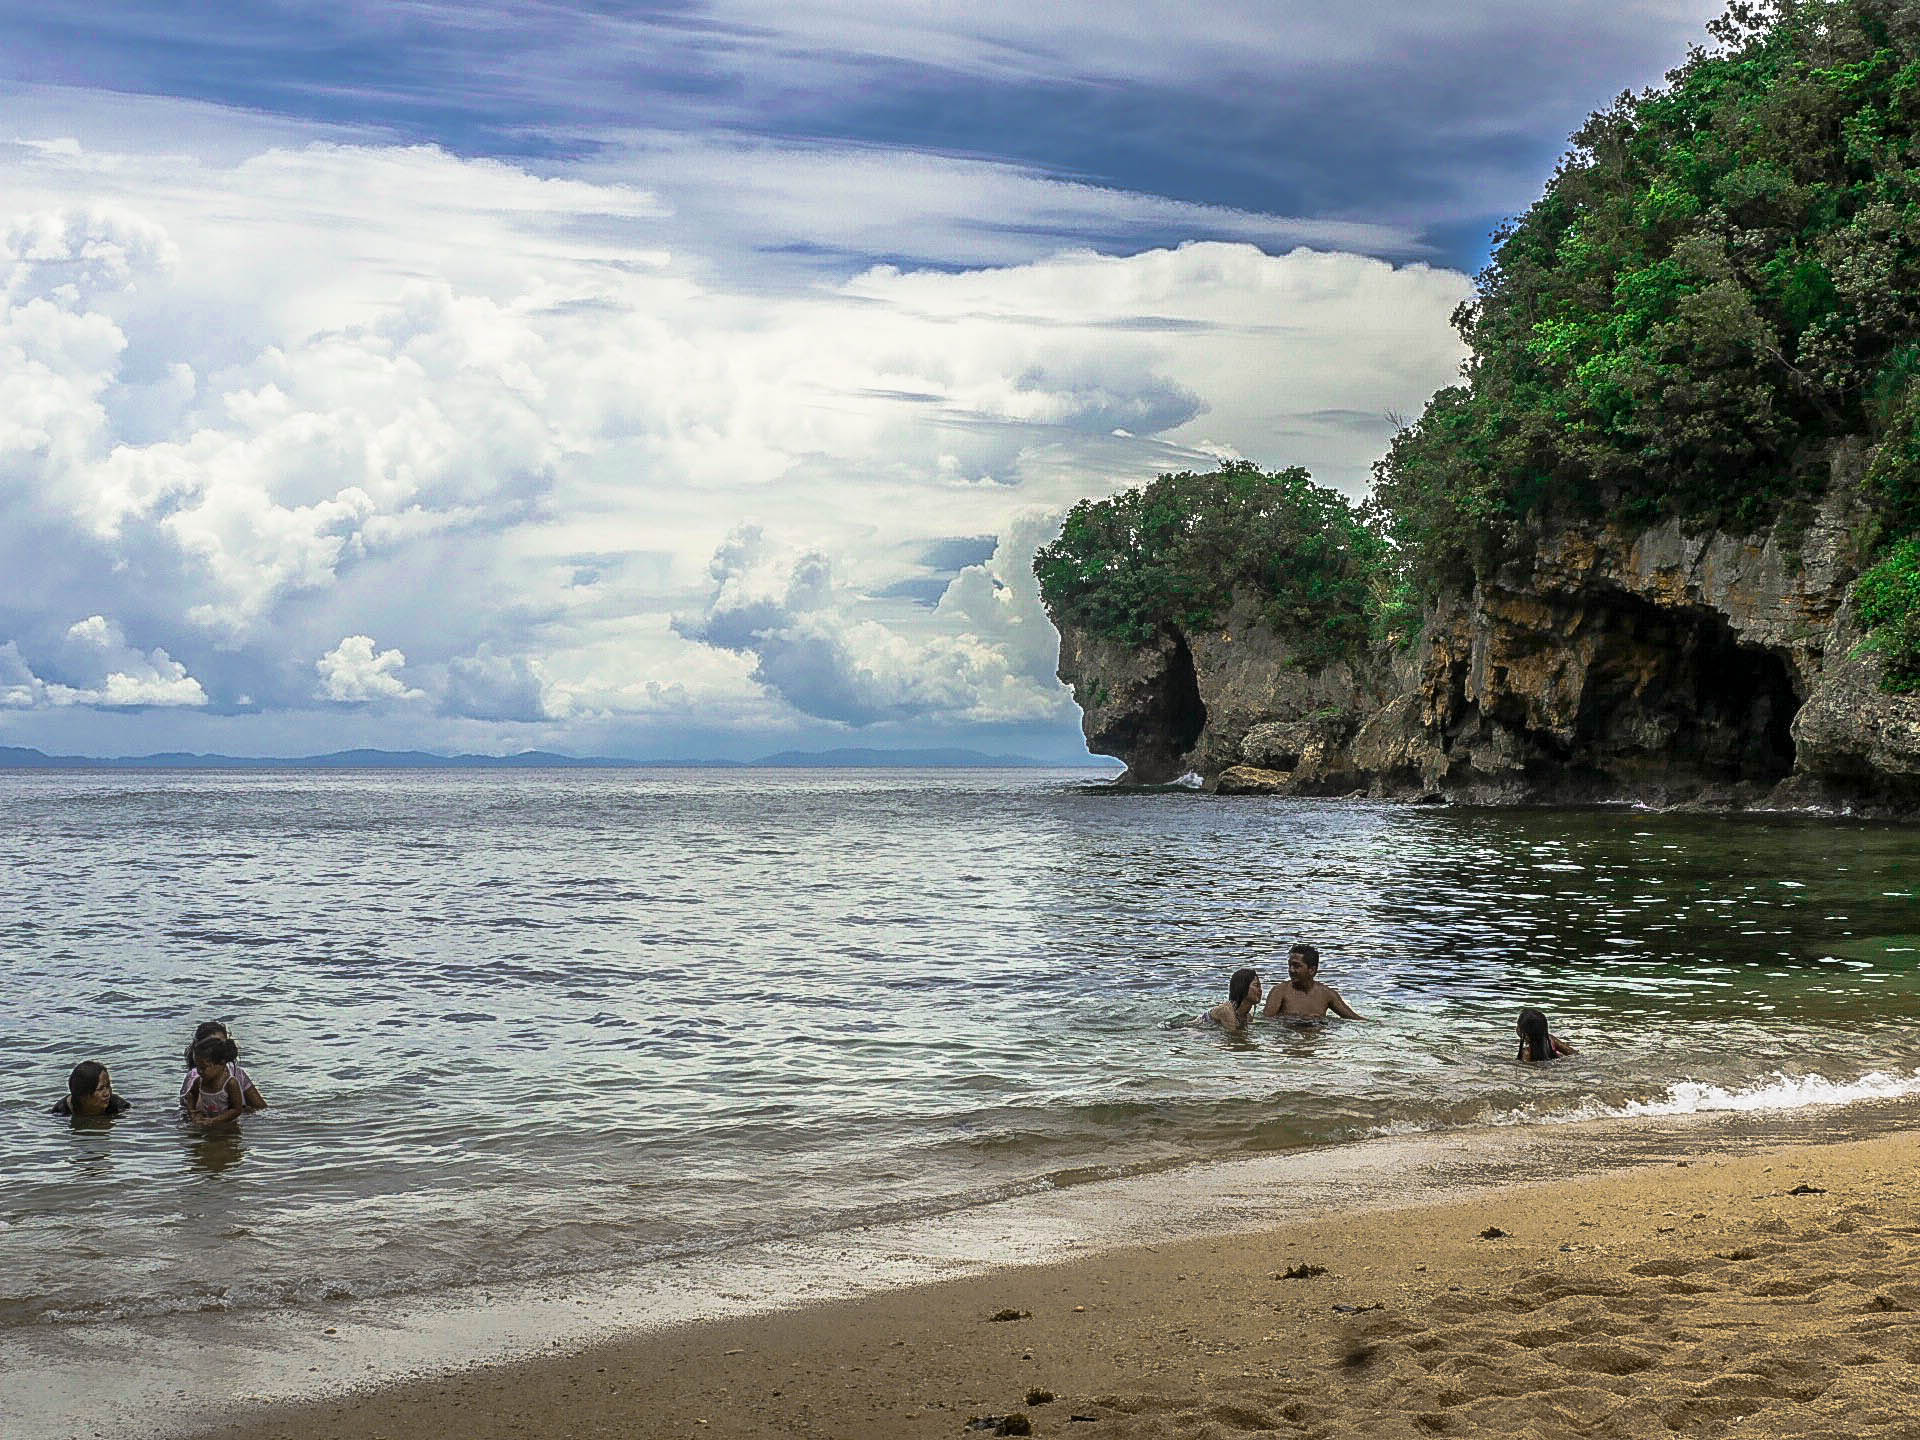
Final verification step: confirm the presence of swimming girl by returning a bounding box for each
[181,1036,247,1129]
[1517,1007,1575,1062]
[181,1021,266,1109]
[1201,967,1262,1033]
[53,1060,130,1118]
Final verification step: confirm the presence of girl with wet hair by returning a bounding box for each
[1200,967,1263,1033]
[1516,1008,1575,1062]
[182,1036,247,1128]
[53,1060,130,1118]
[180,1021,266,1109]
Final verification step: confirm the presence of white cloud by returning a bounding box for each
[315,635,425,704]
[673,522,1072,727]
[0,641,50,709]
[0,107,1470,753]
[573,134,1425,274]
[442,646,557,722]
[0,616,207,709]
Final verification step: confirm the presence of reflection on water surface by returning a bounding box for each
[2,770,1915,1331]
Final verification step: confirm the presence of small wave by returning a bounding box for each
[1370,1068,1920,1139]
[1174,771,1205,790]
[1616,1069,1920,1117]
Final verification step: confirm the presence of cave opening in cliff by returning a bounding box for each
[1573,595,1799,785]
[1164,629,1208,759]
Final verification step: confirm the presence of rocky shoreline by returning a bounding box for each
[1051,470,1920,816]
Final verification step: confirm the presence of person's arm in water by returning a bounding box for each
[184,1075,245,1129]
[1203,1001,1244,1032]
[241,1079,267,1109]
[1551,1035,1577,1057]
[1325,987,1367,1021]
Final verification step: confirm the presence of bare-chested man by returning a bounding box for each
[1261,943,1366,1022]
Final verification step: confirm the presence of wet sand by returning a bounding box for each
[178,1129,1920,1440]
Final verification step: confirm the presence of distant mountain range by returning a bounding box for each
[0,744,1116,770]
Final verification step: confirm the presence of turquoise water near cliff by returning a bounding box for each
[3,769,1917,1340]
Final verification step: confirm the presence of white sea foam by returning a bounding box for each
[1504,1069,1920,1131]
[1363,1068,1920,1142]
[1617,1069,1920,1116]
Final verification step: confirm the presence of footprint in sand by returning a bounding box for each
[1747,1276,1826,1297]
[1628,1258,1697,1278]
[1543,1341,1659,1376]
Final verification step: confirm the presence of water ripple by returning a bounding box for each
[1,770,1916,1335]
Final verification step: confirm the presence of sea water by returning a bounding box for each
[2,769,1918,1422]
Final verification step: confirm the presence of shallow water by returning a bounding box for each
[3,769,1917,1338]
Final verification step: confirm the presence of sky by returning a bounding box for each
[0,0,1726,760]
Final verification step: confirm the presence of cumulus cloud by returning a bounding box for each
[0,615,207,708]
[442,646,556,722]
[4,202,178,303]
[0,642,50,709]
[673,521,1071,727]
[315,635,424,704]
[0,110,1470,755]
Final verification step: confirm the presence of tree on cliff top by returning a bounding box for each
[1033,462,1396,666]
[1372,0,1920,687]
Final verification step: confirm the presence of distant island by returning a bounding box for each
[0,745,1118,771]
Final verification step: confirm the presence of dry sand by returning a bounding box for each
[187,1130,1920,1440]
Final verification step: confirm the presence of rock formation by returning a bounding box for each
[1051,469,1920,813]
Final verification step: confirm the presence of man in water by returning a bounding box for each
[1262,943,1366,1022]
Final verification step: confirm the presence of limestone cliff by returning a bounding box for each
[1051,472,1920,813]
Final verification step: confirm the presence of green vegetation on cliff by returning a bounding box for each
[1035,2,1920,688]
[1374,0,1920,681]
[1033,462,1400,666]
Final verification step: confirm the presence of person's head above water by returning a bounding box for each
[185,1020,229,1069]
[1286,943,1320,989]
[1229,967,1261,1009]
[191,1035,239,1087]
[1516,1008,1555,1062]
[67,1061,117,1117]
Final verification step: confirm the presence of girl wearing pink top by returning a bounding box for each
[182,1036,248,1128]
[180,1021,266,1110]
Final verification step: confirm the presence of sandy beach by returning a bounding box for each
[174,1128,1920,1440]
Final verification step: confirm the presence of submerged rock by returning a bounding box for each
[1213,765,1292,795]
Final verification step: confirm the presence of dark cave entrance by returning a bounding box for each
[1572,594,1800,785]
[1164,629,1208,759]
[1117,627,1209,783]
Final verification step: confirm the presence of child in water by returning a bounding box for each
[181,1036,248,1129]
[181,1021,266,1110]
[53,1060,130,1117]
[1517,1007,1576,1061]
[1201,967,1262,1032]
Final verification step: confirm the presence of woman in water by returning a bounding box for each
[1201,967,1263,1033]
[53,1060,130,1118]
[181,1021,266,1109]
[1517,1007,1576,1061]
